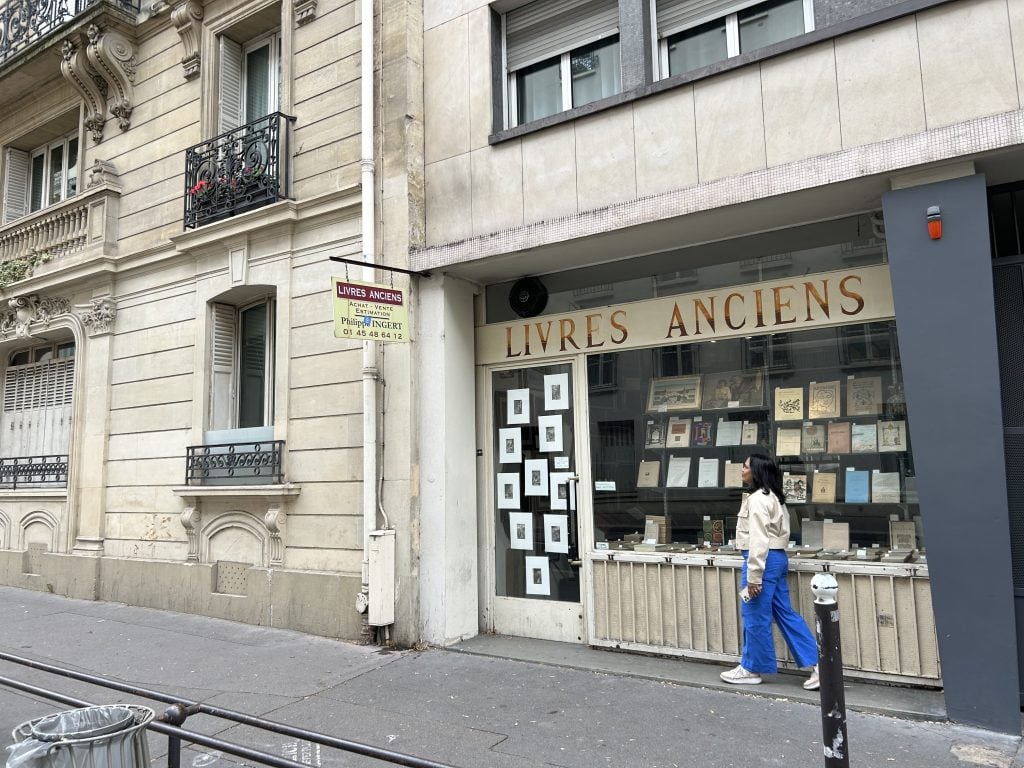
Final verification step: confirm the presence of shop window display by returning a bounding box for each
[587,320,921,560]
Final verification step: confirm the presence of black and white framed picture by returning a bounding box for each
[548,471,574,511]
[509,512,533,550]
[543,514,569,554]
[537,415,563,453]
[524,555,551,596]
[544,373,570,411]
[524,458,549,497]
[506,388,530,424]
[498,427,522,464]
[496,472,520,509]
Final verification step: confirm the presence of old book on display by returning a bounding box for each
[666,416,692,447]
[844,469,870,503]
[692,419,714,447]
[644,419,666,449]
[851,423,877,453]
[723,461,744,488]
[665,455,692,487]
[637,460,660,488]
[889,520,918,551]
[821,521,851,554]
[808,380,841,419]
[811,472,837,503]
[776,427,802,456]
[801,519,824,549]
[783,472,807,503]
[878,420,907,452]
[871,471,901,503]
[741,422,758,445]
[827,422,851,454]
[697,457,719,487]
[774,387,804,421]
[646,515,669,544]
[847,376,883,416]
[802,423,826,454]
[716,420,743,447]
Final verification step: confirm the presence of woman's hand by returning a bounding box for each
[747,583,762,598]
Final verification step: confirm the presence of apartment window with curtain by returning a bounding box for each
[219,29,281,133]
[657,0,812,78]
[505,0,622,127]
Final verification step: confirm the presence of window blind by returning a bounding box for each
[506,0,619,72]
[656,0,765,38]
[2,148,28,224]
[219,37,243,133]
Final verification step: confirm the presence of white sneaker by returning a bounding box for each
[803,666,820,690]
[720,664,762,685]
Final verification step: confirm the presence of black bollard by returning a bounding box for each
[811,573,849,768]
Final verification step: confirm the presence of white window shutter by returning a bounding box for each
[506,0,619,72]
[219,37,243,133]
[3,148,29,223]
[210,303,237,430]
[656,0,766,39]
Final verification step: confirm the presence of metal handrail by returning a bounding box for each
[0,455,68,489]
[185,441,284,484]
[0,650,456,768]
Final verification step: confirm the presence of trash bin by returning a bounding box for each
[6,705,154,768]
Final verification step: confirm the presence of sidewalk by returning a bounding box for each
[0,586,1019,768]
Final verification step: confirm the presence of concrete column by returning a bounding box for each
[619,0,652,93]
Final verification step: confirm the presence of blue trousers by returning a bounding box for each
[740,550,819,673]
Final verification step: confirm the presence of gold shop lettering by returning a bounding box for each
[505,311,628,358]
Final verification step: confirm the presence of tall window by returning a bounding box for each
[210,299,276,431]
[219,31,280,132]
[3,127,79,223]
[505,0,622,126]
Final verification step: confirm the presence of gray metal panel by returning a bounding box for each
[882,174,1019,733]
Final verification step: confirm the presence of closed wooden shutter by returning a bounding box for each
[219,37,243,133]
[1,358,74,457]
[210,303,237,430]
[656,0,763,38]
[3,148,28,224]
[506,0,619,72]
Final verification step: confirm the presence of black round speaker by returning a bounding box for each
[508,277,548,318]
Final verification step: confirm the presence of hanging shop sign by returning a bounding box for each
[332,277,409,343]
[476,265,895,364]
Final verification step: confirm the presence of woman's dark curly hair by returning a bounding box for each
[746,452,786,505]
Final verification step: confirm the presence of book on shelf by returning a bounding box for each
[802,423,826,454]
[811,472,837,503]
[801,519,824,549]
[741,422,758,445]
[783,472,807,503]
[827,421,851,454]
[776,427,802,456]
[723,461,743,488]
[808,380,841,419]
[889,520,917,550]
[716,420,742,447]
[847,376,883,416]
[692,419,714,447]
[697,457,719,487]
[844,469,870,503]
[646,515,669,544]
[878,420,907,452]
[851,423,877,453]
[701,516,725,546]
[637,460,661,488]
[666,416,692,448]
[904,474,919,503]
[665,455,692,487]
[822,521,851,552]
[774,386,804,421]
[644,419,666,449]
[871,471,900,503]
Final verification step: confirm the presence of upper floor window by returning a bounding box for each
[505,0,622,127]
[657,0,812,78]
[210,297,276,431]
[2,111,80,224]
[219,28,281,132]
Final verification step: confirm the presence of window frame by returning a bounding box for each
[209,297,277,432]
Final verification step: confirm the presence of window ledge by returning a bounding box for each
[172,484,301,502]
[489,0,954,145]
[0,489,68,501]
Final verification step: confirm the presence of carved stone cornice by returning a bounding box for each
[295,0,318,25]
[77,297,117,336]
[0,295,72,339]
[86,24,137,132]
[171,0,203,80]
[60,38,108,143]
[86,159,120,190]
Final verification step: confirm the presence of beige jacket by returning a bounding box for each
[735,490,790,585]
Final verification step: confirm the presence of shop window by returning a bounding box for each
[2,111,80,224]
[587,353,617,391]
[209,298,276,430]
[743,333,791,370]
[988,181,1024,260]
[504,0,621,127]
[657,0,812,78]
[838,322,896,367]
[657,344,698,377]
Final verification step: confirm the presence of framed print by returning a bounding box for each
[774,386,804,421]
[537,415,564,453]
[702,371,764,409]
[647,375,702,412]
[644,419,666,449]
[543,514,569,554]
[507,388,530,424]
[509,512,533,550]
[847,376,883,416]
[498,427,522,464]
[496,472,520,509]
[549,471,574,510]
[808,380,841,419]
[524,458,549,496]
[544,373,570,411]
[525,556,551,596]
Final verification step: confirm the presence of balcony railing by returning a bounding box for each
[185,441,285,485]
[183,112,295,230]
[0,455,68,489]
[0,0,138,68]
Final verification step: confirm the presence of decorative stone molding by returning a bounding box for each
[264,505,285,566]
[60,38,108,143]
[86,25,137,132]
[171,0,203,80]
[86,159,120,189]
[0,295,72,339]
[181,505,201,562]
[77,297,117,336]
[295,0,317,25]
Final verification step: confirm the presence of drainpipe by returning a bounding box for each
[357,0,379,642]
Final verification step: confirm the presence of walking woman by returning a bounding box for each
[720,452,820,689]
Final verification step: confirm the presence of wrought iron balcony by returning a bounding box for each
[185,441,285,485]
[183,112,295,230]
[0,0,138,68]
[0,455,69,489]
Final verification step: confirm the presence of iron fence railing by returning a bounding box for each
[0,455,68,489]
[185,441,284,484]
[0,0,138,67]
[183,112,295,229]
